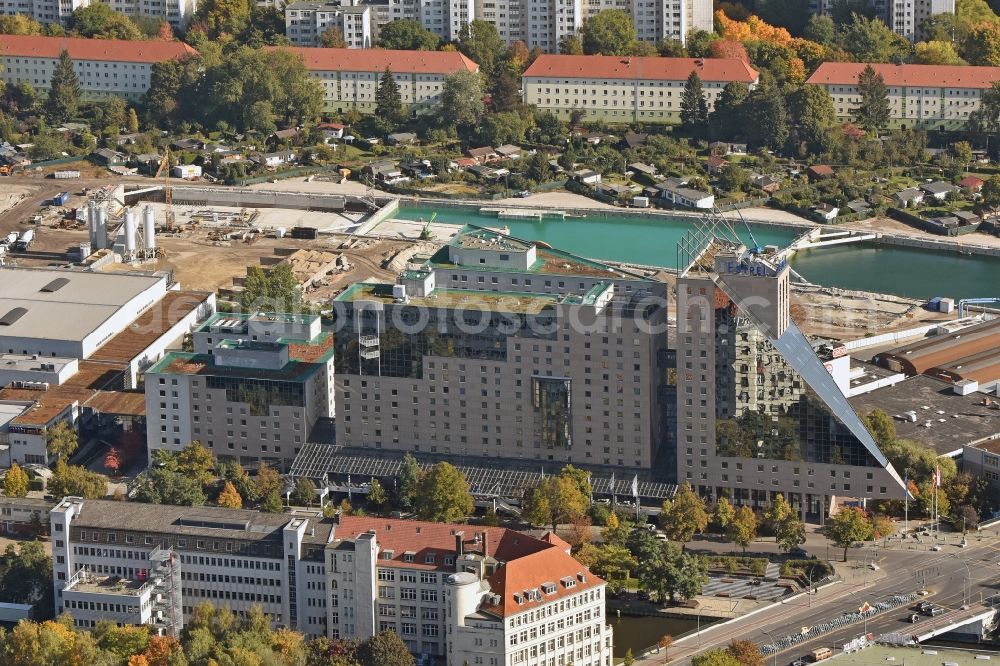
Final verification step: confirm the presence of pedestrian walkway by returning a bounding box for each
[701,575,792,603]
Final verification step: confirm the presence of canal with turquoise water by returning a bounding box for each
[607,613,707,659]
[393,206,1000,301]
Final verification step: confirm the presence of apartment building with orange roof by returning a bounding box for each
[521,54,760,124]
[805,62,1000,130]
[0,35,198,101]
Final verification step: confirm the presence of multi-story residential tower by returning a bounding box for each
[332,225,670,472]
[144,312,335,468]
[0,36,197,100]
[0,0,197,27]
[674,222,906,520]
[522,55,759,124]
[808,0,954,41]
[274,47,478,114]
[806,62,1000,130]
[285,2,373,47]
[51,498,613,665]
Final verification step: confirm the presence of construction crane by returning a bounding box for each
[420,212,437,240]
[154,149,174,229]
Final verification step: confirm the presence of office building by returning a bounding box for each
[674,223,906,520]
[806,62,1000,130]
[285,2,373,47]
[144,312,335,468]
[522,55,759,124]
[0,36,198,101]
[275,47,478,114]
[51,498,613,664]
[332,225,669,471]
[808,0,954,41]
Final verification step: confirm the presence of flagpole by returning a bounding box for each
[903,470,909,536]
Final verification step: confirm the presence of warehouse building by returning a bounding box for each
[0,36,198,100]
[522,55,759,124]
[805,62,1000,130]
[51,498,613,664]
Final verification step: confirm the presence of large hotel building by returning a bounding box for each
[51,497,613,665]
[332,225,670,472]
[674,226,907,520]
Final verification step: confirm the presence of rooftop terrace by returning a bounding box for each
[336,283,562,314]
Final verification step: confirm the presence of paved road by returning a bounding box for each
[643,532,1000,665]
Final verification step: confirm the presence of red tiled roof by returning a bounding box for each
[272,47,479,74]
[540,531,572,554]
[523,55,759,83]
[336,517,549,569]
[0,35,197,63]
[959,175,984,187]
[481,547,603,617]
[806,62,1000,89]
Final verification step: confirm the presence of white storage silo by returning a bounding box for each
[124,208,137,254]
[143,206,156,252]
[96,207,108,250]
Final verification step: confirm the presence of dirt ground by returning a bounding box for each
[789,284,949,341]
[0,185,36,217]
[842,215,1000,250]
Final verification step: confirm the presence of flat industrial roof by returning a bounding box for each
[848,374,1000,455]
[0,268,164,343]
[88,291,211,364]
[0,402,30,430]
[828,645,1000,665]
[337,283,562,314]
[874,319,1000,376]
[0,353,76,374]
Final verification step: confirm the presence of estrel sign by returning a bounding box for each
[724,257,788,277]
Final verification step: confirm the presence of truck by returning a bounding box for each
[14,229,34,250]
[810,647,833,662]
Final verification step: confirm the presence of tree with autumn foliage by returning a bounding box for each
[216,480,243,508]
[709,39,749,62]
[104,447,123,476]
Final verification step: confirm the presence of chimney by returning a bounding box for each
[481,530,489,558]
[455,531,464,559]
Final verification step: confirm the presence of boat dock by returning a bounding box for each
[479,207,579,221]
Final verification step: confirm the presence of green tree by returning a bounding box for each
[982,173,1000,206]
[710,81,749,141]
[680,71,709,135]
[260,489,284,513]
[377,18,440,50]
[126,107,139,133]
[842,13,912,63]
[623,648,635,666]
[745,79,788,150]
[882,438,956,485]
[293,477,316,505]
[766,494,806,552]
[803,14,837,47]
[659,483,708,543]
[916,481,951,518]
[636,541,708,603]
[240,264,302,313]
[0,541,52,607]
[726,505,758,553]
[862,408,897,450]
[413,462,474,522]
[397,453,422,510]
[198,0,251,37]
[4,462,29,498]
[713,497,736,531]
[458,20,505,78]
[319,25,347,48]
[755,0,810,35]
[478,107,529,146]
[787,84,836,154]
[913,40,965,65]
[964,21,1000,66]
[579,9,636,55]
[45,420,78,461]
[134,465,206,506]
[216,480,243,508]
[854,64,891,133]
[374,67,403,125]
[558,34,584,54]
[69,3,143,39]
[440,69,484,128]
[719,163,751,193]
[46,50,81,124]
[358,630,414,666]
[692,650,741,666]
[952,140,974,169]
[0,14,44,34]
[825,506,874,561]
[523,474,588,531]
[575,542,636,594]
[49,459,107,499]
[490,70,523,112]
[367,478,388,512]
[175,441,215,487]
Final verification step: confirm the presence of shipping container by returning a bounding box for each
[52,192,69,206]
[53,170,81,179]
[290,226,319,240]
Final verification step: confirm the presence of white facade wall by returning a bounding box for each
[310,69,452,113]
[99,0,198,28]
[0,0,86,25]
[0,55,160,101]
[285,3,372,48]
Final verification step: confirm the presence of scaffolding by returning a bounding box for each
[148,547,183,639]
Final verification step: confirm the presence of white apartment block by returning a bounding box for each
[277,47,478,113]
[144,312,335,469]
[0,0,196,27]
[522,54,759,124]
[332,226,670,471]
[0,35,198,101]
[808,0,954,41]
[806,62,1000,130]
[0,0,86,25]
[285,2,373,47]
[51,498,613,664]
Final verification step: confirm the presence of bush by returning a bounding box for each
[779,559,833,580]
[705,555,769,575]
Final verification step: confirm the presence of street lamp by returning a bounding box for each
[760,628,778,666]
[953,555,972,607]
